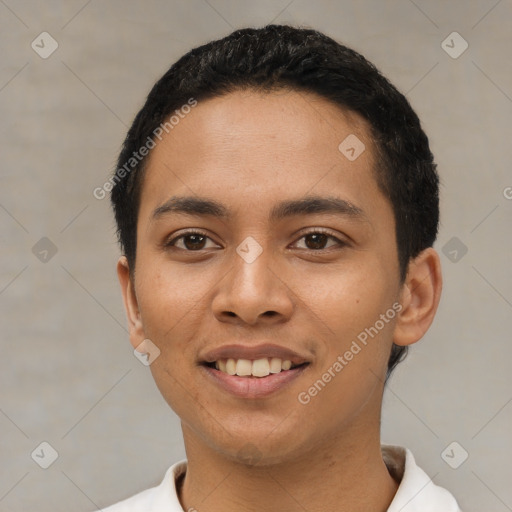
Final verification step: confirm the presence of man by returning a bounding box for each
[104,24,461,511]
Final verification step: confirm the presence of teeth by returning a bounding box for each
[235,359,252,376]
[226,358,236,375]
[213,357,296,377]
[252,358,270,377]
[269,357,282,373]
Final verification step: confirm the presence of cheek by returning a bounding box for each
[136,260,205,335]
[137,264,207,415]
[299,261,395,335]
[296,273,396,427]
[298,264,398,399]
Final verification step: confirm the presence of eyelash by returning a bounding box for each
[164,228,346,252]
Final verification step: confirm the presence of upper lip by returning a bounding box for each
[200,343,310,366]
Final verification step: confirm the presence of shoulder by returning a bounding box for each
[383,445,463,512]
[97,460,187,512]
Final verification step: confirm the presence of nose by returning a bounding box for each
[211,240,294,326]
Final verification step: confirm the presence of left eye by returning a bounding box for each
[293,231,344,250]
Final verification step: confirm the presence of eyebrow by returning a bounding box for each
[151,195,368,223]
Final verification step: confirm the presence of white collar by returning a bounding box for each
[102,445,461,511]
[382,445,461,511]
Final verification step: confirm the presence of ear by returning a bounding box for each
[117,256,145,349]
[393,247,443,347]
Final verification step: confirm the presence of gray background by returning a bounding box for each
[1,1,511,511]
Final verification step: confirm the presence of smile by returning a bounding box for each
[206,357,305,377]
[199,343,311,398]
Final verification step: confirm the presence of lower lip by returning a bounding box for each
[200,364,308,399]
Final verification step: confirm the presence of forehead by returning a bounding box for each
[138,89,385,222]
[148,88,373,161]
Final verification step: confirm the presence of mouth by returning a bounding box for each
[199,345,311,398]
[203,357,308,377]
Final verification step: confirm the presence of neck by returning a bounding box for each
[178,422,398,512]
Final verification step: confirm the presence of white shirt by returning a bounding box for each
[100,445,462,511]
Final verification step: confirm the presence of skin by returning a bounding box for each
[117,89,442,512]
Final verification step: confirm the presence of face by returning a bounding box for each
[120,89,407,465]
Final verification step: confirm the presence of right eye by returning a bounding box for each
[164,230,220,251]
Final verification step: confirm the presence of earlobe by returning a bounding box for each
[117,256,145,349]
[393,247,443,347]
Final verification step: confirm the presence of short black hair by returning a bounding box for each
[110,24,439,377]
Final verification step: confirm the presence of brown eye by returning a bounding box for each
[294,230,345,251]
[181,234,207,250]
[304,233,329,250]
[166,231,218,251]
